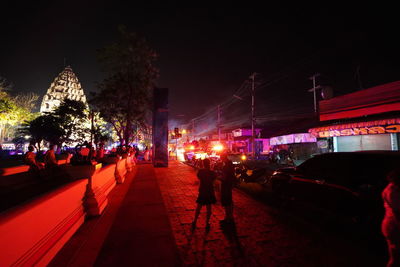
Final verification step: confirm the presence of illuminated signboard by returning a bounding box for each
[270,133,317,145]
[232,128,261,137]
[311,124,400,138]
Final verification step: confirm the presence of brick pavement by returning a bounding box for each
[155,161,385,267]
[51,161,386,267]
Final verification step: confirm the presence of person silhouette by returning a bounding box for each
[24,145,43,176]
[220,154,236,224]
[382,168,400,267]
[44,144,57,168]
[192,158,217,231]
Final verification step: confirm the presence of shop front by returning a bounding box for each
[309,119,400,152]
[309,81,400,152]
[269,132,318,165]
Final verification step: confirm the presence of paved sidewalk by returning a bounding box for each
[51,161,385,267]
[49,164,181,267]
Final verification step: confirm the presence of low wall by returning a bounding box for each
[85,164,117,216]
[0,156,132,266]
[0,160,77,189]
[0,165,30,176]
[0,179,87,267]
[1,159,69,177]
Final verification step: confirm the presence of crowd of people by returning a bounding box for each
[23,142,150,180]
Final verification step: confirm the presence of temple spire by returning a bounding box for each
[40,66,87,113]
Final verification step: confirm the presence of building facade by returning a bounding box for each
[40,66,87,113]
[309,81,400,152]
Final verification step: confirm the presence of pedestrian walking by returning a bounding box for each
[192,158,217,231]
[382,168,400,267]
[220,154,236,224]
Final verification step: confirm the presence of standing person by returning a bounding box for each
[192,158,217,231]
[80,144,90,162]
[144,146,150,161]
[220,154,236,224]
[382,168,400,267]
[43,144,59,179]
[134,145,139,159]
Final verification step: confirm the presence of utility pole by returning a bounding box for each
[308,73,322,114]
[217,105,221,142]
[249,72,257,159]
[192,119,195,140]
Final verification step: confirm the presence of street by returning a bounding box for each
[156,161,387,266]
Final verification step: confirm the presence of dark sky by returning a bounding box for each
[1,4,399,131]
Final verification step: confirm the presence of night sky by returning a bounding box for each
[1,4,399,132]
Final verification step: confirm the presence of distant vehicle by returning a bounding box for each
[267,151,400,224]
[226,153,247,165]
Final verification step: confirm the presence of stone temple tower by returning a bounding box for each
[40,66,87,113]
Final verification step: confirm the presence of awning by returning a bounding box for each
[319,81,400,121]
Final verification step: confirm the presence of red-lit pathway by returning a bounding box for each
[51,161,385,266]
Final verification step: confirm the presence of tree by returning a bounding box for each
[13,92,40,112]
[90,25,158,145]
[24,99,90,149]
[24,114,64,151]
[0,76,12,93]
[0,77,39,146]
[0,79,28,144]
[52,99,89,146]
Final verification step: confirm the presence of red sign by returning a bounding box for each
[311,124,400,138]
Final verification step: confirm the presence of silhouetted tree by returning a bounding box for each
[90,25,158,145]
[52,99,89,145]
[25,114,64,151]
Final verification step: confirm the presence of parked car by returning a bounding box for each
[267,151,400,224]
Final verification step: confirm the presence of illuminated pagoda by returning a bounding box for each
[40,66,87,113]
